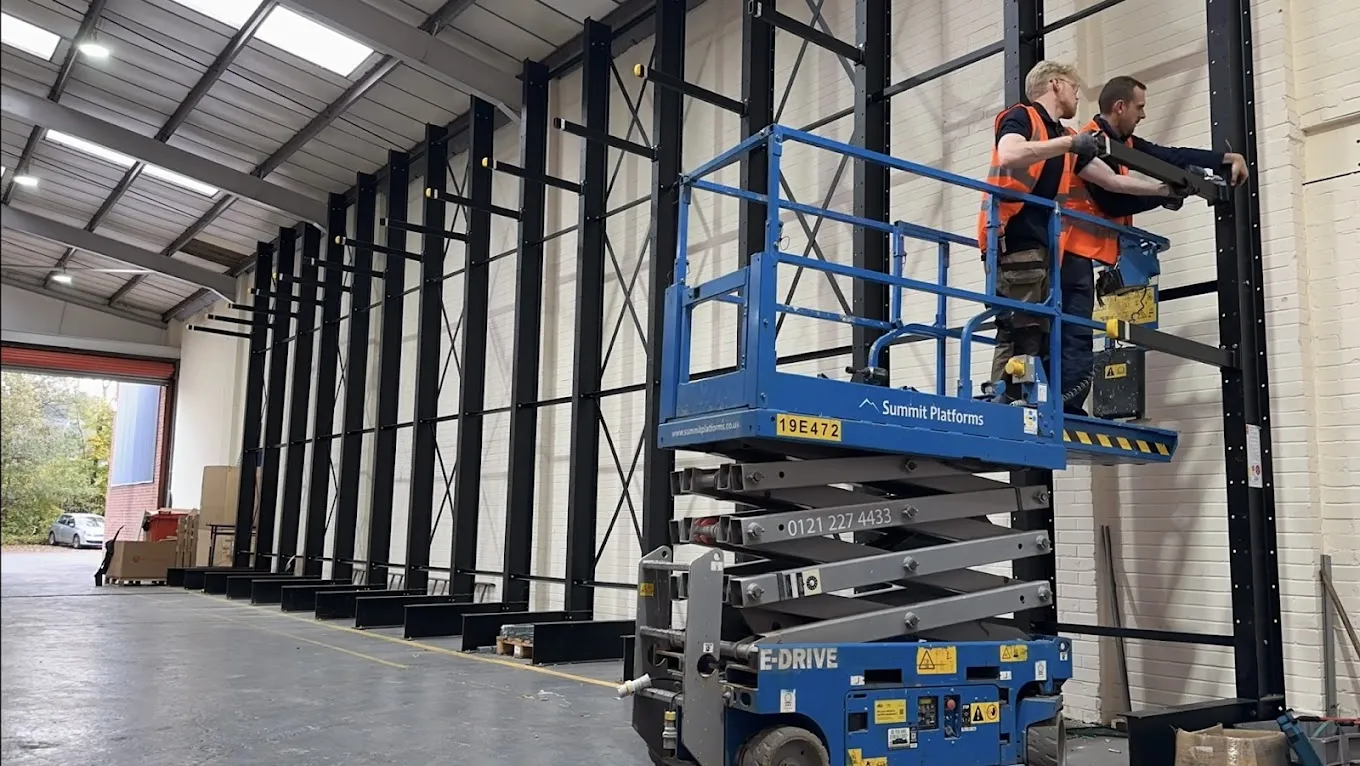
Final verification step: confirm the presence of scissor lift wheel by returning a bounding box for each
[738,726,830,766]
[1025,717,1067,766]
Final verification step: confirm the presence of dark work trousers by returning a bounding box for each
[989,249,1096,412]
[1059,254,1096,414]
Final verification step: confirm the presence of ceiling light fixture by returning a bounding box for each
[13,175,39,187]
[78,40,110,59]
[51,273,74,285]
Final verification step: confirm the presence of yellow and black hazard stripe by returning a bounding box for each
[1063,429,1171,457]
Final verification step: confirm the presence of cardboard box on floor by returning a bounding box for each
[1174,725,1289,766]
[107,540,178,581]
[199,465,262,528]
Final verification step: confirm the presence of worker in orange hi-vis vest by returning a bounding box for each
[975,61,1173,412]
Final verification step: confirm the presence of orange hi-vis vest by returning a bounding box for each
[976,105,1121,265]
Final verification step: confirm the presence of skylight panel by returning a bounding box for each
[45,130,136,167]
[143,166,218,197]
[166,0,373,77]
[166,0,263,28]
[256,7,374,77]
[1,13,62,61]
[42,130,218,197]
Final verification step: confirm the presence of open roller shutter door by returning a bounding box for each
[0,344,176,383]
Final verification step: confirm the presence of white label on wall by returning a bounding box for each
[1246,424,1264,488]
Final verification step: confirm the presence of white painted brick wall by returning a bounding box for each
[179,0,1358,720]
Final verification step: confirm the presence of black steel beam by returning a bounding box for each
[234,246,271,567]
[563,23,611,614]
[354,594,463,629]
[459,609,580,652]
[501,61,550,606]
[851,0,891,370]
[276,225,321,573]
[402,600,529,639]
[303,202,347,578]
[315,588,423,620]
[404,125,449,594]
[1108,319,1235,369]
[1205,0,1287,718]
[1125,698,1256,765]
[1003,0,1045,106]
[333,176,377,584]
[188,326,250,340]
[252,577,332,605]
[640,0,686,555]
[365,151,409,586]
[449,100,496,598]
[531,619,636,664]
[739,0,775,271]
[749,1,859,63]
[553,118,655,159]
[1003,0,1058,638]
[635,64,744,115]
[281,582,384,612]
[255,228,296,570]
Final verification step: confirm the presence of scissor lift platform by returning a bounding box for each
[658,393,1180,471]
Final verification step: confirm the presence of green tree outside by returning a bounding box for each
[1,372,114,544]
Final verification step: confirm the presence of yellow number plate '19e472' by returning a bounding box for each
[775,413,842,442]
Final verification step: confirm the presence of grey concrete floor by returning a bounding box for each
[2,548,1131,766]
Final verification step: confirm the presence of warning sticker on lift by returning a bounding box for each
[874,699,907,725]
[775,413,842,442]
[1000,644,1029,663]
[637,582,655,597]
[915,646,957,675]
[969,701,1001,725]
[887,727,917,749]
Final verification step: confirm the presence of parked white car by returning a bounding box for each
[48,513,106,548]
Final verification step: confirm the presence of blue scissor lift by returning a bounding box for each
[621,125,1216,766]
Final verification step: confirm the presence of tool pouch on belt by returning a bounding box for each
[995,248,1050,329]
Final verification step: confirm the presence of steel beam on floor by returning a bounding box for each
[531,620,636,665]
[280,582,384,612]
[353,593,465,629]
[402,600,530,639]
[314,587,424,620]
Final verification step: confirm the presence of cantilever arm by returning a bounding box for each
[1094,134,1231,204]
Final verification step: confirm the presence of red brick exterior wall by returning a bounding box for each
[103,386,167,541]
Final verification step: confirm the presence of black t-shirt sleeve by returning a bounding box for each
[995,106,1033,144]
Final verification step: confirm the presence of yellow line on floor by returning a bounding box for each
[188,591,618,690]
[205,611,408,669]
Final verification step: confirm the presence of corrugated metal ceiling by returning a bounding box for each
[1,0,626,324]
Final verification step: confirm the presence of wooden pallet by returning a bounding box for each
[105,578,166,586]
[495,637,533,660]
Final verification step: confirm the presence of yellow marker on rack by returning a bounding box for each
[1106,319,1121,339]
[633,64,645,77]
[424,187,434,198]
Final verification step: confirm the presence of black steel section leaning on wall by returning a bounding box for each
[449,100,496,598]
[303,205,347,578]
[640,0,686,555]
[404,124,450,594]
[1203,0,1288,721]
[233,243,272,567]
[501,60,550,606]
[254,227,295,570]
[275,225,321,573]
[330,176,377,584]
[365,151,410,586]
[563,19,612,615]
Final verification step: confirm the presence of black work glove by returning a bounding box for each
[1070,130,1100,162]
[1161,195,1184,211]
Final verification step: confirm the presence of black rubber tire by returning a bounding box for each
[48,533,56,546]
[739,726,830,766]
[72,535,81,549]
[1025,717,1066,766]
